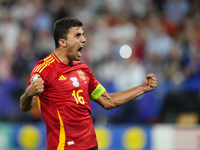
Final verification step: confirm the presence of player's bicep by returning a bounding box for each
[89,83,105,101]
[95,91,115,110]
[92,88,118,110]
[94,91,110,108]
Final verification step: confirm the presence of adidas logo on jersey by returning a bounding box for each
[58,75,66,80]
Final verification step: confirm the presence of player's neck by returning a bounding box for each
[54,49,72,65]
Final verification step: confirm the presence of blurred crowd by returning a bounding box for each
[0,0,200,125]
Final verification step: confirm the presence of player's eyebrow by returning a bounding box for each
[75,32,84,37]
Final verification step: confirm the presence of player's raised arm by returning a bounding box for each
[20,78,44,112]
[94,73,158,110]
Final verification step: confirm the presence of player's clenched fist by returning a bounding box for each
[142,73,158,92]
[26,78,44,97]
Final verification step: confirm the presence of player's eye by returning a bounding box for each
[75,33,81,37]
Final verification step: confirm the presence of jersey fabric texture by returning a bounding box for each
[27,53,105,150]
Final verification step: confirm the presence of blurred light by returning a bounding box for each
[122,127,147,149]
[95,126,112,149]
[17,125,42,149]
[119,45,132,59]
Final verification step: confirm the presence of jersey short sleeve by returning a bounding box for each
[86,66,105,101]
[26,58,51,90]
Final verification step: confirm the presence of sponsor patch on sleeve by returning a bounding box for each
[31,74,41,82]
[90,83,105,101]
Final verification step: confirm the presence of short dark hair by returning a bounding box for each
[53,17,83,48]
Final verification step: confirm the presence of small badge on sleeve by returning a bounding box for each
[31,74,41,82]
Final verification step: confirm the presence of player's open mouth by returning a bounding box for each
[78,46,83,57]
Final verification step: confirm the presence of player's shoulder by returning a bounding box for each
[73,61,94,75]
[33,53,58,74]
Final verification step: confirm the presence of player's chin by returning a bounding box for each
[75,57,81,61]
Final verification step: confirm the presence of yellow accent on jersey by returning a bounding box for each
[35,64,43,72]
[39,57,55,73]
[57,110,65,150]
[90,83,105,101]
[58,75,66,80]
[34,65,40,72]
[36,97,41,112]
[36,56,55,73]
[36,55,51,72]
[52,53,60,63]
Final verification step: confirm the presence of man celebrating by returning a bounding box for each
[20,17,158,150]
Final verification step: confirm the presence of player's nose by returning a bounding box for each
[81,36,86,43]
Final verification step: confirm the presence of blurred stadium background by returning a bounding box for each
[0,0,200,149]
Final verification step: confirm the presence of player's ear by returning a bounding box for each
[58,39,67,47]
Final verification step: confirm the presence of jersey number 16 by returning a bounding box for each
[72,90,85,105]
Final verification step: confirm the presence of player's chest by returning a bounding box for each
[48,69,90,92]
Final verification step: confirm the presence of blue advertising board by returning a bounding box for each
[0,123,152,150]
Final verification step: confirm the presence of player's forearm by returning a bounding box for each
[20,92,35,112]
[108,85,145,109]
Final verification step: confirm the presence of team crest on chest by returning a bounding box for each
[77,69,87,83]
[70,77,79,87]
[77,69,86,80]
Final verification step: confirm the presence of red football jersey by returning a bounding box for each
[27,53,105,150]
